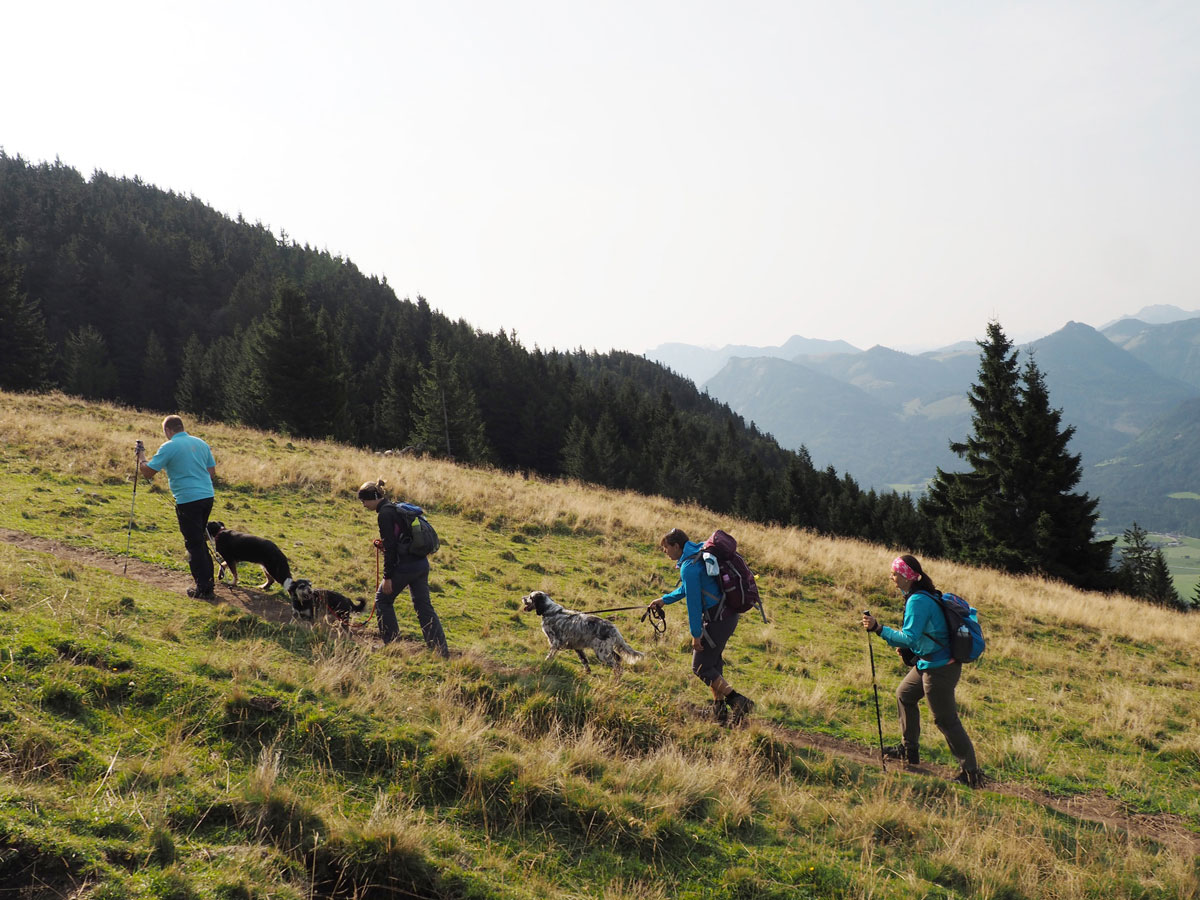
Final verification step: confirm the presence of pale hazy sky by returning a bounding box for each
[4,1,1198,354]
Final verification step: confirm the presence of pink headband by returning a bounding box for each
[891,557,920,582]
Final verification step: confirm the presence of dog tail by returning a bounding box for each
[351,597,367,612]
[615,639,644,666]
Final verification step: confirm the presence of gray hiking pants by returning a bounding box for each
[896,662,978,772]
[376,570,448,656]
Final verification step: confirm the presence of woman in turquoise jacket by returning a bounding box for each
[650,528,755,724]
[862,554,982,786]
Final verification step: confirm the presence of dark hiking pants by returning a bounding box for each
[376,570,449,656]
[175,496,215,592]
[692,610,738,686]
[896,662,978,772]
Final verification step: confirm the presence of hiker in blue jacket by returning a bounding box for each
[649,528,755,724]
[357,479,448,657]
[862,554,982,786]
[137,415,217,600]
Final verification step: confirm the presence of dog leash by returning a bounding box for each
[206,530,228,581]
[353,541,383,629]
[578,604,667,636]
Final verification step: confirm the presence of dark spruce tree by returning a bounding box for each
[922,321,1112,590]
[248,280,348,439]
[409,339,491,464]
[1114,522,1155,597]
[922,321,1022,566]
[1118,523,1187,610]
[61,324,119,400]
[0,245,52,391]
[1145,551,1182,609]
[1009,356,1112,586]
[139,330,174,411]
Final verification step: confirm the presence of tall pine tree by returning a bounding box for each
[1010,356,1112,586]
[922,321,1112,589]
[0,246,52,391]
[409,339,490,463]
[922,321,1023,567]
[61,325,118,400]
[248,280,347,438]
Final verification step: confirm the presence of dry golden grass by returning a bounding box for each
[4,390,1199,655]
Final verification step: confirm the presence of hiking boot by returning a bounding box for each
[187,585,216,600]
[726,691,755,723]
[711,698,729,724]
[954,768,985,788]
[883,743,920,765]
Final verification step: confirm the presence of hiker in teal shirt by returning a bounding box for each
[862,554,982,786]
[650,528,755,725]
[137,415,217,599]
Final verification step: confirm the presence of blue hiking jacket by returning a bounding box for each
[879,590,953,670]
[660,540,722,638]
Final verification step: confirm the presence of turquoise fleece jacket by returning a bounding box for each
[145,431,215,504]
[659,541,721,638]
[878,590,952,670]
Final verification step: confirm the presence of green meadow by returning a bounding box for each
[1,391,1197,899]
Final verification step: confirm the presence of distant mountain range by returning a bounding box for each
[646,335,859,386]
[646,305,1200,534]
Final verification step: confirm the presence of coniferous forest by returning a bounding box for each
[0,152,944,549]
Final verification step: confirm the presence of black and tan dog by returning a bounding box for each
[205,521,292,589]
[521,591,644,674]
[287,578,366,627]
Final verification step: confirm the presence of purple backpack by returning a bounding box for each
[700,530,764,619]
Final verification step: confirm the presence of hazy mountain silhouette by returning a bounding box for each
[1026,321,1197,462]
[1085,397,1200,535]
[1102,316,1200,390]
[1099,304,1200,329]
[705,353,968,487]
[645,336,859,386]
[693,320,1200,532]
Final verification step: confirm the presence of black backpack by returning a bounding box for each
[392,502,440,556]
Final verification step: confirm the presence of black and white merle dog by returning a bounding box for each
[286,578,366,627]
[521,591,644,674]
[205,521,292,589]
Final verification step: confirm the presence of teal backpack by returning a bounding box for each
[933,592,985,663]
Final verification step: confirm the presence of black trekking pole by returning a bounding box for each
[124,440,144,575]
[864,610,886,773]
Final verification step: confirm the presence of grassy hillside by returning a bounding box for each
[1,391,1198,899]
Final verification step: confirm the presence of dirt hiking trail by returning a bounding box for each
[2,526,1197,856]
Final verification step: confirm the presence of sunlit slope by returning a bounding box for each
[0,390,1197,899]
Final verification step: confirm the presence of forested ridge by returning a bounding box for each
[0,152,937,549]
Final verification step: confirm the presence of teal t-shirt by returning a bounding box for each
[146,432,215,504]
